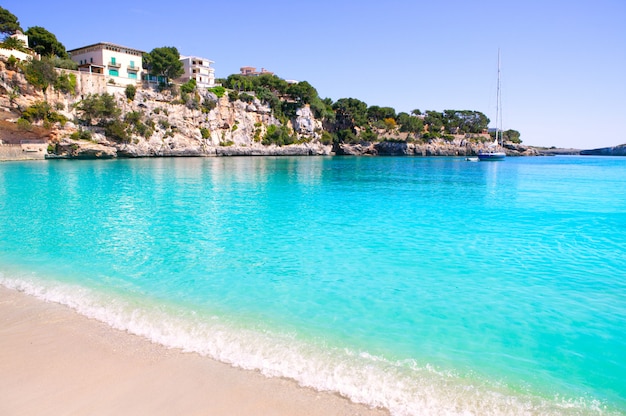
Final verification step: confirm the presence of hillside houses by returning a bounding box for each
[68,42,145,86]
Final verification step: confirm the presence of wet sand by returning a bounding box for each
[0,286,389,416]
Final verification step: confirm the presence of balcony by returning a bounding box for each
[127,64,139,71]
[108,61,121,68]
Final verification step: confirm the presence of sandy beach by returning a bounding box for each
[0,286,389,416]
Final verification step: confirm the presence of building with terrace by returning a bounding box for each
[240,66,274,76]
[177,56,216,88]
[68,42,145,86]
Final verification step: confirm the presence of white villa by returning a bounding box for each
[177,56,215,88]
[68,42,145,86]
[0,30,35,61]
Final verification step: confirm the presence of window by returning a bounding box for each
[111,57,116,65]
[109,69,119,76]
[128,72,137,79]
[90,57,93,63]
[130,60,135,68]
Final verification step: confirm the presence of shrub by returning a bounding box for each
[104,119,130,143]
[54,72,77,95]
[320,131,333,145]
[201,99,216,113]
[16,118,33,131]
[180,79,196,95]
[125,84,136,101]
[200,127,210,139]
[70,129,92,141]
[228,91,239,102]
[208,86,225,98]
[262,124,295,146]
[6,55,18,70]
[77,93,120,124]
[51,57,78,70]
[21,101,52,122]
[239,93,254,103]
[20,101,67,125]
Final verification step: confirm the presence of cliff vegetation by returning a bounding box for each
[0,6,538,159]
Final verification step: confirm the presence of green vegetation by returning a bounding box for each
[143,46,184,83]
[0,36,27,52]
[262,124,296,146]
[5,55,18,71]
[16,118,32,131]
[25,26,68,58]
[125,84,137,101]
[503,129,521,143]
[208,86,225,98]
[76,93,121,125]
[70,129,92,141]
[0,6,21,35]
[20,101,67,125]
[180,78,196,95]
[24,58,56,93]
[54,72,76,95]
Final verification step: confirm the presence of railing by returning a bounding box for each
[108,61,121,68]
[127,65,139,71]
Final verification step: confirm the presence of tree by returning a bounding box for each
[443,110,489,134]
[77,93,121,125]
[367,106,396,122]
[0,6,21,35]
[286,81,317,104]
[424,111,444,136]
[504,129,521,143]
[383,117,397,131]
[332,98,368,128]
[24,57,57,94]
[0,36,27,52]
[398,113,424,133]
[143,46,184,83]
[25,26,68,58]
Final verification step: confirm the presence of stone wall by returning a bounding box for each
[0,143,47,161]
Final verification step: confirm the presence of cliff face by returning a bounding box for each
[0,57,538,159]
[580,145,626,156]
[336,139,538,156]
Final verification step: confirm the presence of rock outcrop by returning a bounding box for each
[0,56,544,160]
[580,144,626,156]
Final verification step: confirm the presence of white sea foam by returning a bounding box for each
[1,274,614,416]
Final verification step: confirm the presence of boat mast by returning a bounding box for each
[496,49,502,146]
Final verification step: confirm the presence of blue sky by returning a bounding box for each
[4,0,625,149]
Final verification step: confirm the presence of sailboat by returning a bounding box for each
[478,50,506,161]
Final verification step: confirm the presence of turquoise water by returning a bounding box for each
[1,156,625,415]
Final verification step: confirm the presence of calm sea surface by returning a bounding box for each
[1,156,625,415]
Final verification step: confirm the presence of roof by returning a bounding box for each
[68,42,146,56]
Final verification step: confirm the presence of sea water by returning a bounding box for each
[1,156,625,415]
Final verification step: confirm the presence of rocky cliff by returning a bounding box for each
[580,144,626,156]
[0,56,539,159]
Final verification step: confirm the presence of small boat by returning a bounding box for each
[477,147,506,161]
[478,50,506,162]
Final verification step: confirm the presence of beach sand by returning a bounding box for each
[0,286,389,416]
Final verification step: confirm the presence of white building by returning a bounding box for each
[68,42,145,86]
[0,30,35,61]
[178,56,215,88]
[10,30,29,47]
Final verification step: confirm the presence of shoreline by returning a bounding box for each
[0,285,389,416]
